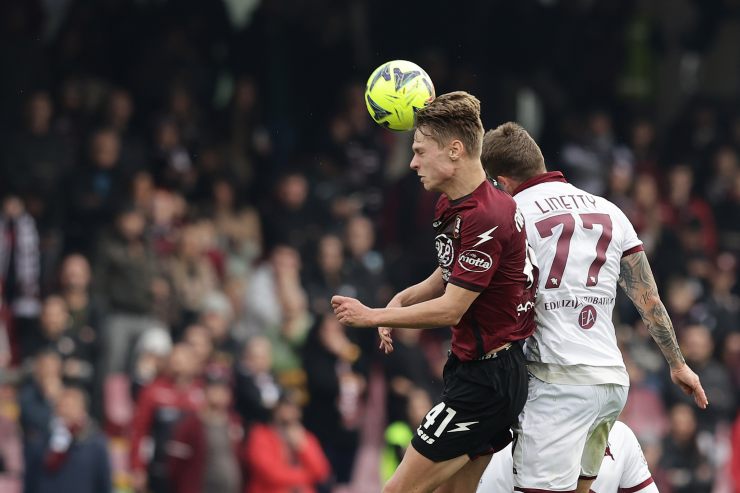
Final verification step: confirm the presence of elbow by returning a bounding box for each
[445,307,465,326]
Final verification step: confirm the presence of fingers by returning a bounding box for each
[692,382,709,409]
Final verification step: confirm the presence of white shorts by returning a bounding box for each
[512,376,628,492]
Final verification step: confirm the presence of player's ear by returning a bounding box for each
[497,176,518,195]
[448,139,463,161]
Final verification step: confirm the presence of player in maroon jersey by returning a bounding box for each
[331,92,538,493]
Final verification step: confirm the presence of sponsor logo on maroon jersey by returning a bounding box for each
[458,249,493,272]
[578,305,597,329]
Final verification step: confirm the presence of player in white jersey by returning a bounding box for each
[480,123,707,493]
[478,422,658,493]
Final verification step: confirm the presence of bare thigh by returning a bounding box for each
[434,454,493,493]
[383,442,470,493]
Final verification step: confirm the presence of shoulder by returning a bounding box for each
[467,183,515,222]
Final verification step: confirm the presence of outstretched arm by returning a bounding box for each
[618,251,708,408]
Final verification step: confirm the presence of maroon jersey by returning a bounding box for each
[434,179,537,361]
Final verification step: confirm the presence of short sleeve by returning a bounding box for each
[448,210,504,292]
[618,426,653,491]
[612,206,643,256]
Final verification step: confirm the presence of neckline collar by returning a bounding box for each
[512,171,567,196]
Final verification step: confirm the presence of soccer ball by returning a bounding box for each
[365,60,435,131]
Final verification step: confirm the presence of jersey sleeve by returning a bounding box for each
[618,425,654,491]
[613,206,643,256]
[448,209,505,292]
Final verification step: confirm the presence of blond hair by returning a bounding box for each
[415,91,484,157]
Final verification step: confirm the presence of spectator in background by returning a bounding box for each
[182,324,215,371]
[19,351,62,444]
[167,369,242,493]
[198,291,239,366]
[95,205,164,377]
[102,88,146,174]
[714,170,740,256]
[382,328,440,424]
[0,194,41,362]
[242,393,330,493]
[703,253,739,352]
[67,128,127,254]
[661,165,717,256]
[168,224,218,330]
[234,335,281,426]
[666,325,736,431]
[244,245,312,381]
[261,172,326,257]
[30,296,95,392]
[303,315,365,486]
[2,91,69,200]
[24,386,111,493]
[722,332,740,395]
[381,388,432,484]
[305,234,349,315]
[151,117,196,195]
[0,375,23,493]
[659,404,713,493]
[129,343,203,493]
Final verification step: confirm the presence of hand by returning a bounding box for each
[378,327,394,354]
[331,296,376,327]
[130,469,148,492]
[670,364,709,409]
[284,423,307,449]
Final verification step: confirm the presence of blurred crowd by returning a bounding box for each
[0,0,739,492]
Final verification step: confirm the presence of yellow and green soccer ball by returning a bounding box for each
[365,60,435,131]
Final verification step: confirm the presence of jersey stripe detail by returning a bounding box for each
[618,477,654,493]
[448,277,485,292]
[621,245,644,257]
[515,488,576,493]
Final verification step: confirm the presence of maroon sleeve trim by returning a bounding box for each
[579,475,598,480]
[448,277,485,292]
[515,488,575,493]
[621,245,644,258]
[618,477,654,493]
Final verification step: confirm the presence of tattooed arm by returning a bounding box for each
[618,251,708,408]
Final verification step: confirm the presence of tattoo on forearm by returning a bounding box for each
[619,252,685,368]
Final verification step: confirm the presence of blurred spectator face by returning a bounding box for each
[680,325,713,366]
[588,111,612,139]
[34,351,62,382]
[234,77,257,111]
[714,146,739,178]
[667,165,693,205]
[200,292,234,341]
[152,190,180,227]
[183,325,213,366]
[318,235,344,276]
[56,387,88,427]
[205,381,232,411]
[669,404,697,443]
[213,180,235,209]
[274,398,302,427]
[711,253,737,295]
[242,336,273,374]
[107,89,134,128]
[276,174,308,210]
[609,164,632,196]
[169,343,199,380]
[2,195,24,218]
[631,120,656,150]
[26,92,53,134]
[156,120,181,150]
[170,85,193,118]
[60,78,83,114]
[346,216,374,258]
[117,209,146,241]
[407,388,432,425]
[179,225,204,259]
[41,296,70,338]
[90,129,121,169]
[666,278,699,317]
[633,174,658,208]
[271,246,301,274]
[132,171,155,209]
[60,254,91,291]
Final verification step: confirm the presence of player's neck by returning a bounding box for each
[442,160,487,201]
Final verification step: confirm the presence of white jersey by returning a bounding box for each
[479,422,657,493]
[514,173,642,386]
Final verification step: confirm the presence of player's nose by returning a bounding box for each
[409,156,419,170]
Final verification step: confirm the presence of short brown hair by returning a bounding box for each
[481,122,546,181]
[415,91,484,157]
